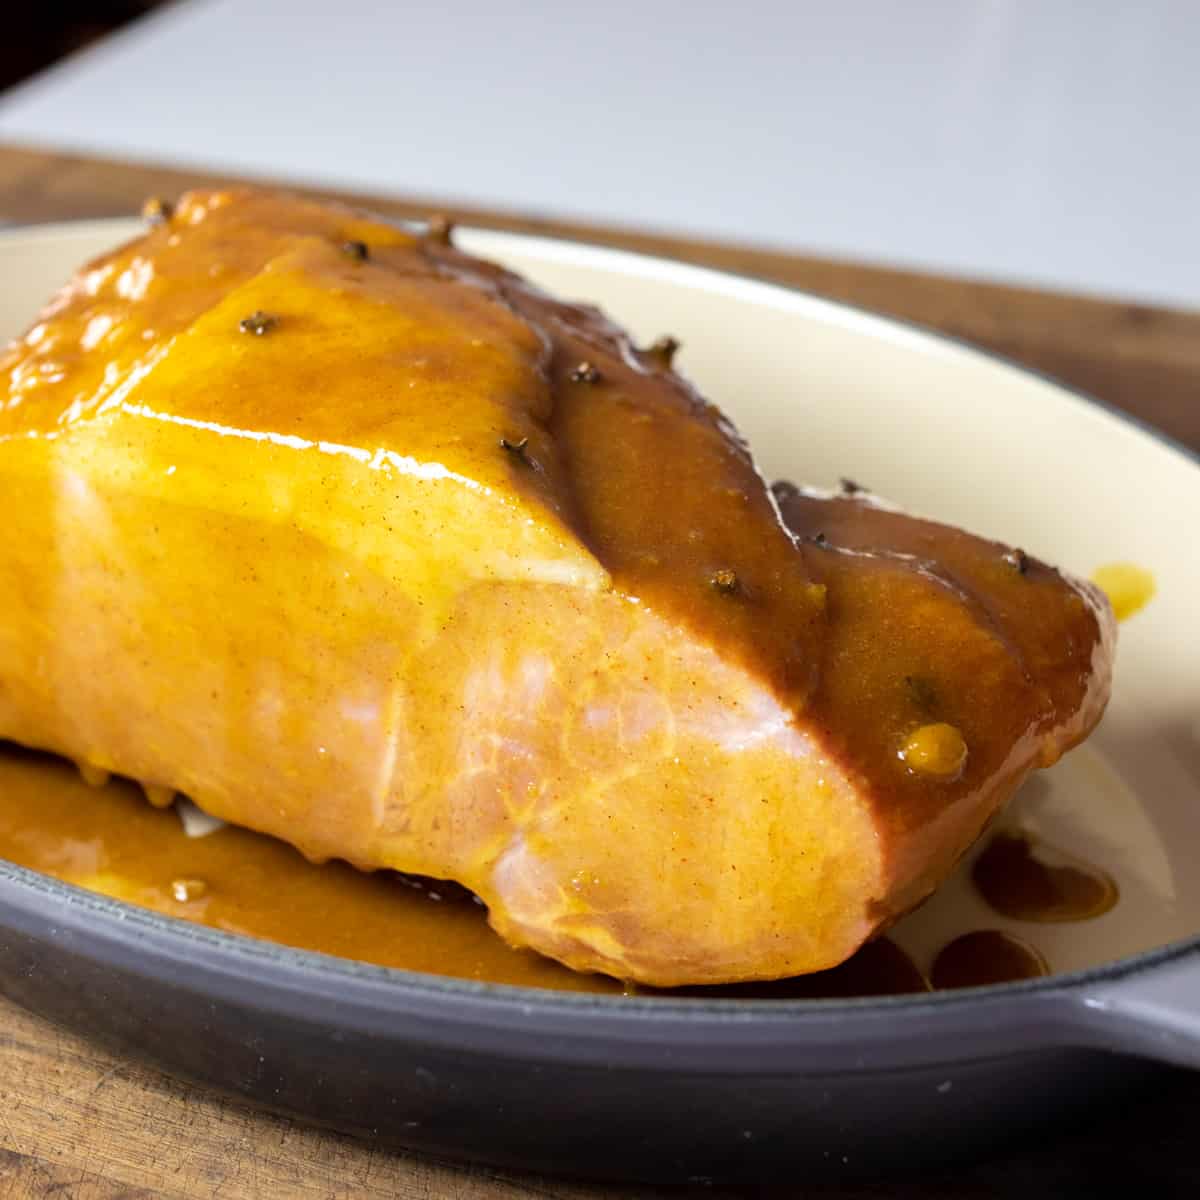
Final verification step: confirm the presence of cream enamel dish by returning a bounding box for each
[1,217,1198,1184]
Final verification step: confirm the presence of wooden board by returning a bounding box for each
[1,142,1198,1199]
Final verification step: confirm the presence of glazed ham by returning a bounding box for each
[0,191,1114,985]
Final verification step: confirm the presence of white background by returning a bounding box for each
[1,0,1196,306]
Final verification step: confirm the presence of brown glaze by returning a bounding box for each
[770,484,1113,920]
[772,485,1107,815]
[0,190,1115,984]
[0,743,929,997]
[972,831,1118,922]
[931,931,1049,989]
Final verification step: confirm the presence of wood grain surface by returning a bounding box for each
[0,141,1198,1199]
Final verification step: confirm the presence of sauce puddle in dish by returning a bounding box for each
[0,742,1139,996]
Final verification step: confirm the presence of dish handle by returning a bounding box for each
[1071,956,1200,1069]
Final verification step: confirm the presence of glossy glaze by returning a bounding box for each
[0,191,1114,984]
[770,484,1114,920]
